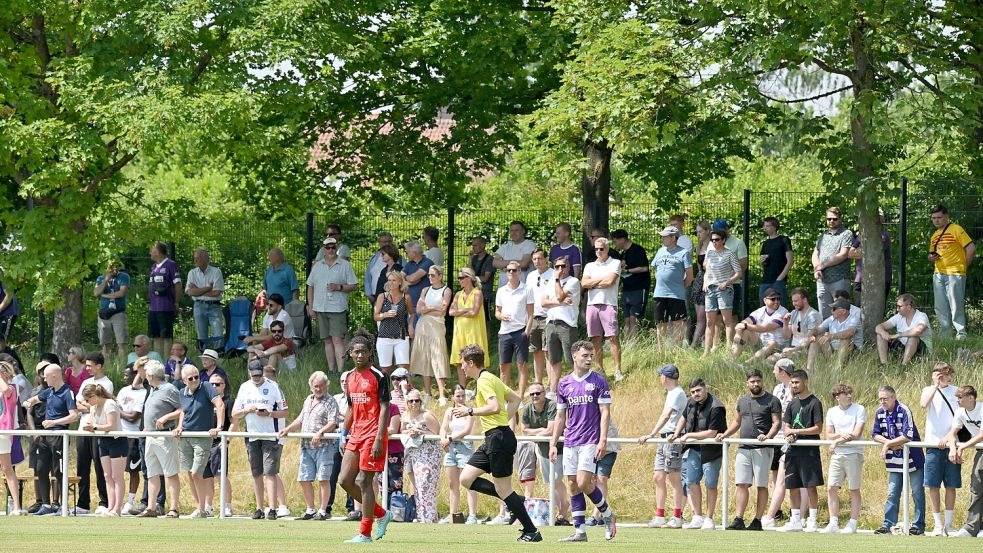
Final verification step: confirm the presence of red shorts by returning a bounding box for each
[346,435,388,472]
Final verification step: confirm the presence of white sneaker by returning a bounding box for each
[438,397,448,407]
[928,525,945,537]
[684,515,705,529]
[804,517,818,532]
[8,509,25,516]
[438,514,452,524]
[664,517,683,529]
[222,504,233,517]
[700,518,715,530]
[778,519,803,532]
[189,509,202,518]
[613,370,625,382]
[951,528,973,538]
[71,507,90,515]
[465,515,478,525]
[946,524,958,535]
[839,521,857,534]
[647,516,666,528]
[821,521,839,533]
[276,505,290,518]
[122,502,134,515]
[204,505,214,518]
[486,515,507,525]
[976,530,983,538]
[94,506,109,516]
[760,517,775,529]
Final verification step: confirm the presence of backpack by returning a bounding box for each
[389,491,416,522]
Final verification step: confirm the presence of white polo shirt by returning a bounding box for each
[495,281,534,334]
[526,268,554,318]
[544,276,581,327]
[583,257,621,306]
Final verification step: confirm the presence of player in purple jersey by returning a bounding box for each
[550,340,616,542]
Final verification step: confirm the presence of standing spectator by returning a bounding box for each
[872,385,926,535]
[147,241,182,358]
[811,207,854,319]
[550,222,583,278]
[75,352,113,515]
[373,244,403,300]
[718,369,781,531]
[947,386,983,538]
[651,226,693,347]
[823,384,866,534]
[279,371,339,520]
[164,341,196,382]
[81,383,128,516]
[307,236,359,373]
[401,389,442,523]
[495,261,534,396]
[127,335,162,365]
[638,364,687,529]
[0,338,22,383]
[440,384,479,524]
[185,248,225,351]
[588,418,621,528]
[929,204,975,340]
[423,226,444,267]
[116,364,145,514]
[690,221,711,348]
[364,232,394,306]
[875,293,933,366]
[847,208,891,304]
[669,214,695,255]
[22,363,78,515]
[774,288,822,371]
[233,362,288,520]
[611,229,649,339]
[582,237,622,381]
[136,360,182,518]
[315,223,352,261]
[711,219,748,317]
[520,381,570,526]
[206,372,235,517]
[64,346,91,396]
[0,360,22,514]
[702,229,742,357]
[759,217,793,306]
[263,247,300,306]
[494,220,537,287]
[762,358,807,528]
[920,362,961,535]
[468,237,496,321]
[93,261,130,359]
[0,275,19,340]
[374,272,414,376]
[731,288,788,363]
[402,240,433,324]
[525,250,553,386]
[812,298,862,368]
[449,268,487,387]
[777,370,823,533]
[198,349,229,386]
[175,365,224,518]
[542,258,581,395]
[411,266,452,405]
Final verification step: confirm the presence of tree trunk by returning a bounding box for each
[971,70,983,181]
[581,139,612,251]
[51,286,83,365]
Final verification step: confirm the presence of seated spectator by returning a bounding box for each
[164,341,196,382]
[872,385,925,535]
[136,360,182,518]
[0,360,22,515]
[400,389,442,522]
[946,386,983,538]
[81,383,129,516]
[772,288,822,371]
[876,293,933,366]
[732,288,788,363]
[64,346,91,396]
[176,365,224,518]
[232,362,287,520]
[833,289,862,321]
[198,349,228,386]
[810,298,862,368]
[823,383,866,534]
[244,293,296,346]
[439,384,478,524]
[126,334,163,365]
[247,320,297,372]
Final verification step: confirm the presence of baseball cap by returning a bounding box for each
[775,358,795,374]
[831,298,851,312]
[658,225,680,237]
[658,364,680,379]
[322,237,338,245]
[711,218,729,231]
[391,367,409,379]
[200,349,219,361]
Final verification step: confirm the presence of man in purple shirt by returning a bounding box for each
[550,340,616,542]
[147,241,182,358]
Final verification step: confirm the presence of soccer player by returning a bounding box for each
[338,332,392,543]
[453,344,542,542]
[550,340,617,542]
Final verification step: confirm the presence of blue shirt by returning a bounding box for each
[0,280,19,317]
[403,257,434,307]
[38,384,76,429]
[263,263,299,303]
[95,272,131,311]
[165,358,197,381]
[180,382,219,431]
[651,245,692,300]
[873,401,924,472]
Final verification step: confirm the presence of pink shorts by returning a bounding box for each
[586,304,618,337]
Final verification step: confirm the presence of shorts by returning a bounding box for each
[889,338,927,358]
[528,317,548,353]
[770,445,784,471]
[596,451,617,478]
[514,441,537,483]
[545,321,576,364]
[467,426,517,478]
[683,449,722,488]
[705,285,734,313]
[653,297,687,323]
[148,310,175,339]
[145,436,179,478]
[654,440,683,473]
[298,446,334,481]
[443,441,474,468]
[537,450,563,482]
[0,435,11,455]
[585,304,618,337]
[316,311,348,339]
[828,452,863,490]
[760,331,788,348]
[126,438,143,472]
[925,447,962,488]
[345,435,387,473]
[621,289,648,318]
[202,443,222,479]
[498,329,529,365]
[735,447,774,487]
[98,437,129,459]
[247,439,282,477]
[784,447,824,489]
[97,311,128,345]
[377,337,410,366]
[282,355,298,371]
[180,437,213,475]
[563,443,599,476]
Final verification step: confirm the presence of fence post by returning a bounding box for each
[381,447,389,511]
[548,449,555,527]
[902,444,910,531]
[219,434,228,519]
[61,433,70,516]
[898,177,908,294]
[305,212,315,278]
[721,440,729,528]
[447,207,455,282]
[742,189,751,317]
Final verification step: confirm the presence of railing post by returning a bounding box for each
[902,444,910,531]
[721,440,729,528]
[219,434,228,519]
[548,439,555,526]
[61,433,69,516]
[898,177,908,295]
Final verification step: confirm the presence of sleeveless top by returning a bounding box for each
[448,413,469,439]
[424,285,446,309]
[378,293,409,339]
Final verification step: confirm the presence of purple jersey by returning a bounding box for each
[556,370,612,446]
[148,258,181,312]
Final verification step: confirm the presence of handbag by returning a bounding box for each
[938,388,973,443]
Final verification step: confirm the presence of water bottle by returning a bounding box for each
[108,299,117,311]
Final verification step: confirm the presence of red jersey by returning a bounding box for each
[344,366,391,442]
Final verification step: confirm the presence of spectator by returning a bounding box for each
[669,214,695,255]
[847,208,891,304]
[206,372,235,517]
[811,298,862,368]
[651,226,693,347]
[93,260,130,359]
[520,381,570,526]
[373,243,403,300]
[920,362,961,535]
[244,292,296,346]
[439,384,479,524]
[0,337,22,383]
[702,229,742,357]
[449,268,488,387]
[279,371,339,520]
[116,364,145,515]
[185,248,225,351]
[759,217,793,306]
[774,288,822,371]
[198,349,229,387]
[581,237,624,380]
[611,229,649,339]
[263,247,300,304]
[411,266,452,405]
[423,226,444,267]
[731,288,788,363]
[315,223,351,261]
[946,385,983,538]
[875,293,933,366]
[22,363,77,515]
[75,352,113,514]
[542,257,581,395]
[587,418,621,528]
[233,361,288,520]
[0,275,19,340]
[929,204,975,340]
[175,365,224,518]
[494,220,537,287]
[164,341,196,382]
[128,357,166,516]
[247,320,297,373]
[0,360,22,515]
[762,358,807,528]
[126,334,162,365]
[823,383,866,534]
[495,260,534,396]
[689,221,711,349]
[136,360,182,518]
[777,370,823,533]
[401,389,442,523]
[402,240,434,324]
[374,271,414,376]
[307,236,359,373]
[550,222,583,278]
[147,241,182,358]
[64,346,91,396]
[468,237,496,321]
[872,385,926,535]
[811,207,854,319]
[711,219,748,317]
[638,364,687,529]
[525,250,553,387]
[364,232,394,306]
[583,228,622,265]
[262,363,291,519]
[81,383,128,516]
[718,369,781,531]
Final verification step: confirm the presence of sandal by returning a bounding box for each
[165,510,180,518]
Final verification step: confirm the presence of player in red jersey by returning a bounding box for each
[339,332,392,543]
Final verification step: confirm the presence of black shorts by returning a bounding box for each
[653,297,687,322]
[98,437,129,459]
[126,438,143,472]
[468,426,518,478]
[621,289,648,318]
[889,338,927,358]
[148,310,175,338]
[770,445,784,471]
[498,329,529,365]
[784,447,824,489]
[203,442,221,479]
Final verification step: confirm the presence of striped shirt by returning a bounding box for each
[703,248,741,287]
[872,401,924,473]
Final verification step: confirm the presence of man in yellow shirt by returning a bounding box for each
[929,205,976,340]
[453,344,542,542]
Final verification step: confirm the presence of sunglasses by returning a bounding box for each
[458,275,469,280]
[407,399,422,404]
[528,391,542,397]
[765,296,780,301]
[554,264,567,269]
[186,375,200,381]
[506,268,519,273]
[595,247,606,251]
[271,330,283,334]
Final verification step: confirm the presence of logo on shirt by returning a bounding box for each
[350,392,370,405]
[585,383,595,392]
[566,395,594,406]
[262,388,269,396]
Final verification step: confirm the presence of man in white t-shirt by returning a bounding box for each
[244,293,296,346]
[876,293,933,366]
[773,288,823,370]
[116,364,146,513]
[947,385,983,538]
[732,288,788,363]
[493,220,537,287]
[811,298,862,368]
[232,363,288,520]
[495,261,535,397]
[920,362,960,535]
[823,383,866,534]
[637,364,688,529]
[525,250,553,387]
[542,258,581,395]
[75,352,115,514]
[668,215,694,255]
[581,237,623,381]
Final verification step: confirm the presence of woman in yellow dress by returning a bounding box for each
[449,267,487,386]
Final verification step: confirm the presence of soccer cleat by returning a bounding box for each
[747,518,763,531]
[603,511,617,539]
[517,530,543,542]
[648,516,667,528]
[804,517,818,532]
[839,521,857,534]
[778,519,803,532]
[684,515,704,529]
[726,517,746,530]
[951,528,973,538]
[821,521,839,533]
[344,535,373,543]
[559,532,588,542]
[252,509,264,520]
[375,509,392,540]
[700,518,715,530]
[664,517,683,529]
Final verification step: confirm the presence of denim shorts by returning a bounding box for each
[924,447,962,488]
[683,449,722,488]
[443,441,474,468]
[596,452,618,478]
[705,285,734,313]
[298,446,334,481]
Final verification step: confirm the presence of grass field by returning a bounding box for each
[4,516,983,552]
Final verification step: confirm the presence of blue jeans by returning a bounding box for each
[193,301,224,350]
[933,273,966,339]
[884,468,925,531]
[759,281,787,307]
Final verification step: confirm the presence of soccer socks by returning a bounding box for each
[656,508,665,518]
[571,493,587,531]
[468,477,499,498]
[373,503,386,518]
[359,516,374,537]
[504,492,537,533]
[586,487,611,516]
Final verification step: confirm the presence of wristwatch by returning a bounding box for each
[468,407,474,416]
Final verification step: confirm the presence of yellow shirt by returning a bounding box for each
[476,370,511,433]
[930,223,973,276]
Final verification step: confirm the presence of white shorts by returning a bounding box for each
[562,444,598,476]
[828,452,863,490]
[0,435,11,455]
[145,436,180,478]
[377,337,410,367]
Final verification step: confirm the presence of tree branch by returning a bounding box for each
[30,13,58,106]
[811,56,852,78]
[190,28,229,85]
[82,152,137,195]
[755,84,852,104]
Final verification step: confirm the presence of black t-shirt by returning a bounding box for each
[375,263,404,297]
[469,253,495,297]
[783,393,824,453]
[620,243,651,291]
[736,392,782,448]
[682,394,728,462]
[760,235,792,282]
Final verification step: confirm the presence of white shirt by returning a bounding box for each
[583,257,621,306]
[185,265,225,301]
[923,384,958,442]
[525,268,554,318]
[365,251,387,297]
[233,378,286,442]
[261,309,296,340]
[773,382,793,438]
[495,281,534,334]
[887,309,933,348]
[116,385,147,433]
[747,305,789,346]
[424,247,444,267]
[495,239,537,286]
[662,387,687,434]
[79,375,115,427]
[954,402,983,438]
[826,402,867,455]
[544,276,581,327]
[306,258,358,313]
[677,234,694,255]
